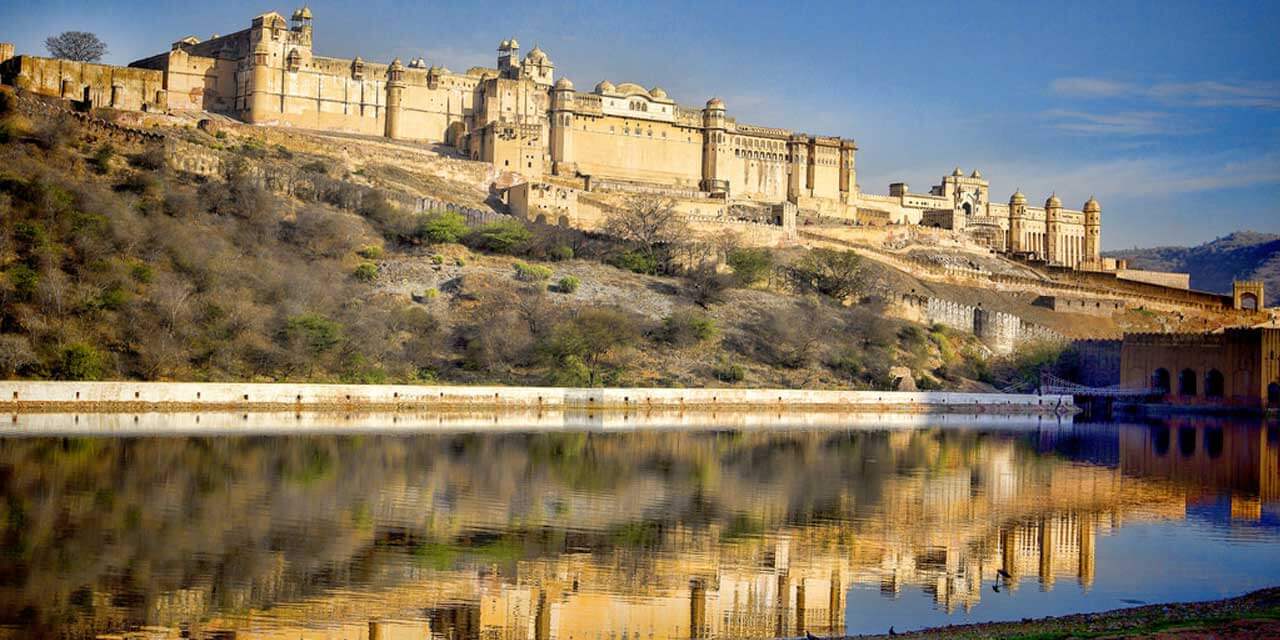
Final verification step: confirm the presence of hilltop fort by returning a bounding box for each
[2,7,1114,271]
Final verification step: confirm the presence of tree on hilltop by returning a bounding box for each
[604,193,688,267]
[45,31,107,62]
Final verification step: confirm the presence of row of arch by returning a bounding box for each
[1150,368,1225,398]
[1151,367,1280,405]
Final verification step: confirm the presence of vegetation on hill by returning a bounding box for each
[0,89,1058,389]
[1105,231,1280,299]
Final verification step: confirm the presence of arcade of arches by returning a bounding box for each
[1120,328,1280,408]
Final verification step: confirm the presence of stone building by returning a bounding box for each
[1119,327,1280,408]
[2,7,1105,268]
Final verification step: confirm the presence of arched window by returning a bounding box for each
[1178,368,1197,396]
[1151,425,1171,456]
[1152,368,1171,394]
[1205,369,1225,399]
[1204,427,1224,459]
[1178,427,1197,458]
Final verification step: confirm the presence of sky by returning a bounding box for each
[3,0,1278,249]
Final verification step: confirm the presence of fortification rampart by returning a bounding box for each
[900,293,1064,354]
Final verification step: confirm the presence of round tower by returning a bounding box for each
[247,41,274,123]
[1083,196,1101,267]
[1008,189,1027,253]
[1045,192,1062,264]
[700,98,729,194]
[549,77,576,175]
[384,58,406,140]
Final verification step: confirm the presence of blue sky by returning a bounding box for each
[3,0,1278,248]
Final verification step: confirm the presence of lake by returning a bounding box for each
[1,415,1277,638]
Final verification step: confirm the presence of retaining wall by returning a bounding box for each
[0,381,1073,414]
[0,410,1072,437]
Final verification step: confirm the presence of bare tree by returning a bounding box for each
[45,31,108,62]
[604,194,688,263]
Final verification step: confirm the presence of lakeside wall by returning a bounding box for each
[0,381,1073,414]
[0,409,1073,437]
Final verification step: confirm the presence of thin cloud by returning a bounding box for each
[1049,77,1136,98]
[1042,109,1193,136]
[1148,81,1280,109]
[1050,77,1280,110]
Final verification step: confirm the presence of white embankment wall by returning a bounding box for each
[0,410,1074,437]
[0,381,1073,412]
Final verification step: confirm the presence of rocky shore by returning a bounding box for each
[838,587,1280,639]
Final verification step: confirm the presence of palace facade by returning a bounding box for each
[1,7,1102,268]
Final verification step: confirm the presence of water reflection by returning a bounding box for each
[0,417,1277,638]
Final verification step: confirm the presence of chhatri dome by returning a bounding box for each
[525,45,549,64]
[970,169,982,179]
[594,80,616,94]
[649,87,668,99]
[706,97,726,109]
[554,77,574,90]
[952,167,963,177]
[1046,192,1062,208]
[1010,189,1027,204]
[1084,195,1101,212]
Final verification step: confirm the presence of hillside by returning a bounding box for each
[1,87,1049,392]
[1,87,1209,391]
[1105,231,1280,297]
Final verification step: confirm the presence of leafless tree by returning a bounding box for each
[45,31,107,62]
[604,194,688,262]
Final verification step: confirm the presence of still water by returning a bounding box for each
[1,415,1278,638]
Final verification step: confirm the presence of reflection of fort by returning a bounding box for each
[13,424,1274,640]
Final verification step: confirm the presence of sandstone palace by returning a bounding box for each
[1,7,1105,270]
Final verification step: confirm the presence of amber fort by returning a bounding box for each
[0,7,1122,270]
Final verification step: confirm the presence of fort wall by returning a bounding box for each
[1,54,165,112]
[900,294,1064,354]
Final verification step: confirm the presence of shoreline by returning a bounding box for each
[0,381,1075,416]
[837,586,1280,639]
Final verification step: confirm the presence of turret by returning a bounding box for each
[497,38,519,77]
[246,41,273,123]
[700,98,729,194]
[384,57,405,140]
[290,6,313,46]
[839,140,858,202]
[1083,196,1101,265]
[1045,193,1062,264]
[1008,189,1027,252]
[549,77,576,175]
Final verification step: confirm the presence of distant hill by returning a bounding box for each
[1105,231,1280,298]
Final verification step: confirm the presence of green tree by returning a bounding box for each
[726,247,774,286]
[417,210,469,244]
[467,219,532,253]
[284,313,344,359]
[55,343,105,380]
[541,308,639,386]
